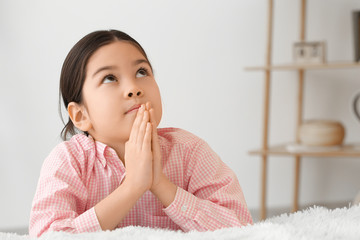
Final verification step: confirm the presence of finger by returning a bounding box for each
[129,104,145,142]
[149,108,158,146]
[136,110,150,148]
[142,122,152,151]
[151,123,161,157]
[146,102,151,111]
[149,109,161,161]
[129,104,144,142]
[149,108,157,127]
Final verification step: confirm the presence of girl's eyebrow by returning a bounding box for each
[133,59,149,66]
[92,66,117,77]
[92,59,149,77]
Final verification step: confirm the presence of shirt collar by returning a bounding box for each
[94,140,108,168]
[72,134,124,169]
[87,135,125,170]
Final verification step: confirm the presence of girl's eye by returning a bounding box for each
[102,75,117,84]
[136,68,148,78]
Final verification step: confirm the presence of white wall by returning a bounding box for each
[1,0,360,229]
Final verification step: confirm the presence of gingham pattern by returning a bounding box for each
[29,128,253,237]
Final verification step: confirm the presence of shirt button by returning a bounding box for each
[181,205,187,212]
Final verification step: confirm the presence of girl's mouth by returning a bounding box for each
[125,104,141,114]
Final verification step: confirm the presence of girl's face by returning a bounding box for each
[80,41,162,147]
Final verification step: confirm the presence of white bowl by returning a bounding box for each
[299,120,345,146]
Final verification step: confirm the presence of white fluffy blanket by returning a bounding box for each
[2,205,360,240]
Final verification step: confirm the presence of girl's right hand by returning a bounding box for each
[123,104,153,193]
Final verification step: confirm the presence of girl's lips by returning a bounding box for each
[125,104,141,114]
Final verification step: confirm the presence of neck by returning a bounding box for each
[112,144,126,165]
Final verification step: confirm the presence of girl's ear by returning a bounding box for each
[67,102,92,132]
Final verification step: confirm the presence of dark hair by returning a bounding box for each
[59,29,152,141]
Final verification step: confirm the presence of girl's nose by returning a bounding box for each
[126,88,143,98]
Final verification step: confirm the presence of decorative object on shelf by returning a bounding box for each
[352,11,360,62]
[298,120,345,146]
[293,41,326,64]
[352,90,360,121]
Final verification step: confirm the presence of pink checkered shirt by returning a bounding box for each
[29,128,252,237]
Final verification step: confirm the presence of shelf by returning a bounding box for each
[249,143,360,157]
[248,0,360,220]
[245,62,360,71]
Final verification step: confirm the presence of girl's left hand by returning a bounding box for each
[146,102,177,207]
[146,102,164,191]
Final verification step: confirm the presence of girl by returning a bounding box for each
[29,30,253,237]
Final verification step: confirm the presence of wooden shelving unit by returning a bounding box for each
[249,144,360,157]
[245,62,360,71]
[246,0,360,220]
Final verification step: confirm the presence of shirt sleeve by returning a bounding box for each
[29,143,102,237]
[163,139,253,231]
